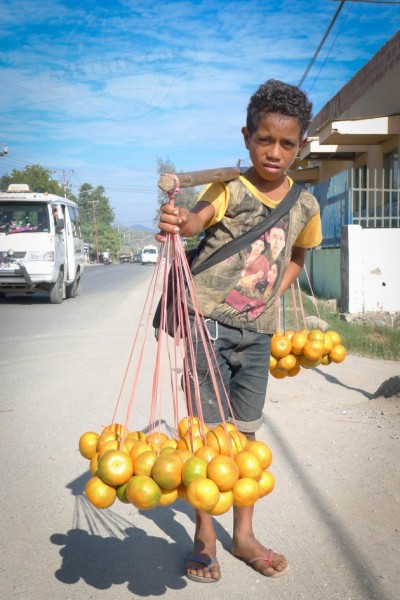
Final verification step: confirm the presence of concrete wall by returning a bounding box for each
[341,225,399,313]
[302,248,341,300]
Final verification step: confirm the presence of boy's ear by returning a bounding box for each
[242,126,250,148]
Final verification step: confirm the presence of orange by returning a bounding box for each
[269,368,287,379]
[206,425,231,456]
[79,431,100,459]
[285,329,295,340]
[90,453,99,475]
[158,487,179,507]
[234,451,262,481]
[299,354,322,369]
[194,445,219,463]
[116,481,130,504]
[207,455,239,491]
[208,490,234,515]
[160,438,178,451]
[258,470,275,498]
[326,330,341,346]
[308,329,325,343]
[98,439,129,458]
[320,354,332,366]
[322,334,333,355]
[125,430,147,443]
[103,423,126,437]
[85,476,116,509]
[132,450,157,476]
[302,339,324,360]
[98,450,134,486]
[287,365,301,377]
[178,416,200,438]
[276,353,297,372]
[177,434,204,454]
[185,478,220,511]
[96,430,118,452]
[329,344,347,363]
[146,431,169,449]
[269,354,278,370]
[290,331,308,355]
[229,430,248,454]
[232,477,260,507]
[177,483,187,501]
[270,334,292,359]
[182,456,208,487]
[160,446,177,455]
[123,437,140,452]
[129,441,153,463]
[173,448,194,463]
[151,454,183,490]
[245,440,272,470]
[125,475,161,510]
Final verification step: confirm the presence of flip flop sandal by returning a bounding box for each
[236,549,289,579]
[185,553,221,583]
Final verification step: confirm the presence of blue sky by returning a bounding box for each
[1,0,399,227]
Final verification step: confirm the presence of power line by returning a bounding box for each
[298,0,347,87]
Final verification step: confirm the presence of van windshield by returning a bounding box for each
[0,202,51,234]
[143,248,157,254]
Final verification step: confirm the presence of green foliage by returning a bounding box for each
[76,185,119,256]
[282,286,400,361]
[0,164,65,196]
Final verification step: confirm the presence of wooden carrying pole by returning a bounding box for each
[158,166,244,193]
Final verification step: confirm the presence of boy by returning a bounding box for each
[157,79,322,582]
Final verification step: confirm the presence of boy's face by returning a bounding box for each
[242,113,305,184]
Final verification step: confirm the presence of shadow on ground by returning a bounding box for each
[51,470,231,596]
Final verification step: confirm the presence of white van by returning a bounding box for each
[0,184,85,303]
[141,244,159,265]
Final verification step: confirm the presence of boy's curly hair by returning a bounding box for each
[246,79,313,137]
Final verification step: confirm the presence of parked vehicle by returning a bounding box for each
[0,184,85,303]
[119,253,132,264]
[141,245,159,265]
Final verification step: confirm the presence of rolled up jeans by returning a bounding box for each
[184,317,271,433]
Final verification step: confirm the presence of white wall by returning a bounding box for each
[341,225,400,313]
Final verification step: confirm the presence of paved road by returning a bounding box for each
[0,264,399,600]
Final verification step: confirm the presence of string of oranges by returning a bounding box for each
[269,328,346,379]
[79,417,275,515]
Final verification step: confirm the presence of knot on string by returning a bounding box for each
[160,173,182,206]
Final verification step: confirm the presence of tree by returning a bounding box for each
[0,164,65,195]
[155,157,200,250]
[76,185,120,259]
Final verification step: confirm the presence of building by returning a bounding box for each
[290,32,399,317]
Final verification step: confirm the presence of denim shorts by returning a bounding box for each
[184,318,271,433]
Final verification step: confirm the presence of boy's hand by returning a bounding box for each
[155,203,190,242]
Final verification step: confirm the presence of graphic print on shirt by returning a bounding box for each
[223,218,287,322]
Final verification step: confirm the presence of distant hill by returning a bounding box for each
[128,224,156,233]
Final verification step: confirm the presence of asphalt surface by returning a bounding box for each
[0,263,399,600]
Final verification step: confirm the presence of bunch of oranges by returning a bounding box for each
[79,418,275,515]
[269,328,346,379]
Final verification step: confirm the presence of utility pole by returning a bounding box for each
[89,200,99,263]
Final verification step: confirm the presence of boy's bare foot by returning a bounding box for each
[231,535,288,578]
[185,515,221,582]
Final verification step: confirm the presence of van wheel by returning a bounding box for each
[66,275,81,299]
[49,270,64,304]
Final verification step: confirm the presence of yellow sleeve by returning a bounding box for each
[295,211,322,248]
[196,182,230,228]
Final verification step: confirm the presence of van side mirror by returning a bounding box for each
[55,218,65,232]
